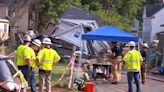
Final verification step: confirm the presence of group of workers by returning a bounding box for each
[108,41,149,92]
[15,33,152,92]
[15,34,61,92]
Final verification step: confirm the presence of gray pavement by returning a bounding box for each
[95,74,164,92]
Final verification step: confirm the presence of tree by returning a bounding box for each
[7,0,31,27]
[33,0,145,31]
[32,0,82,32]
[83,0,143,31]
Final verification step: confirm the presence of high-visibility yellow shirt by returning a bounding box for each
[16,45,31,66]
[37,48,61,71]
[123,49,143,71]
[29,48,37,68]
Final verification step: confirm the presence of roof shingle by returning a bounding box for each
[60,6,103,27]
[146,4,164,17]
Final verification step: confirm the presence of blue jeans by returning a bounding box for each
[18,66,29,81]
[127,71,141,92]
[29,69,37,92]
[18,66,37,92]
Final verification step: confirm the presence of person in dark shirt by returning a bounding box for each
[110,42,122,84]
[111,42,121,57]
[141,43,149,84]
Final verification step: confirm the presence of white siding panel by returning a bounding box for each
[151,8,164,42]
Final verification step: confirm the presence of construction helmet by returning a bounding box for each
[128,41,135,47]
[42,38,52,45]
[32,39,41,47]
[143,43,149,48]
[23,35,31,42]
[75,51,82,55]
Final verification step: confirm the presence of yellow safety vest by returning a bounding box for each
[16,45,31,66]
[37,48,61,71]
[123,50,143,71]
[29,48,37,68]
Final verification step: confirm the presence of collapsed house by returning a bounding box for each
[51,6,110,58]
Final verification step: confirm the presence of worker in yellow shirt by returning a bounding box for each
[16,35,32,81]
[29,39,41,92]
[121,41,143,92]
[37,38,61,92]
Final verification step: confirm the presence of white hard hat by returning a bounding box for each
[42,38,52,45]
[128,41,135,46]
[23,35,31,42]
[125,43,129,47]
[32,39,41,47]
[143,43,149,48]
[75,51,82,55]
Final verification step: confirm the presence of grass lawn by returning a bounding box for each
[0,63,74,92]
[35,63,71,88]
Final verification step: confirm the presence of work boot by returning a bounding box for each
[111,81,118,84]
[142,81,145,84]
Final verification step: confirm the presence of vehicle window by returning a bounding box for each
[0,60,12,82]
[6,60,17,76]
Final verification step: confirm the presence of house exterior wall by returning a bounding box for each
[0,5,8,18]
[142,18,152,42]
[12,7,29,33]
[151,8,164,42]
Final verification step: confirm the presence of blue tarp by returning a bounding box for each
[82,26,139,42]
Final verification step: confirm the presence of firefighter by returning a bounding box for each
[122,41,143,92]
[37,38,61,92]
[110,42,122,84]
[141,43,149,84]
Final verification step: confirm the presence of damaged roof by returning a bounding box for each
[60,6,103,27]
[145,4,164,17]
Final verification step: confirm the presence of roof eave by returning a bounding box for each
[143,16,155,19]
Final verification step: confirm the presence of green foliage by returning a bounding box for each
[33,0,148,31]
[33,0,82,31]
[86,0,144,31]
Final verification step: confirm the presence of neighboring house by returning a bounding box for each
[0,3,10,42]
[0,4,9,18]
[157,31,164,64]
[0,0,35,39]
[142,4,164,43]
[157,31,164,48]
[11,6,30,33]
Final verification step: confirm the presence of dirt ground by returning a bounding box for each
[27,87,73,92]
[51,88,72,92]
